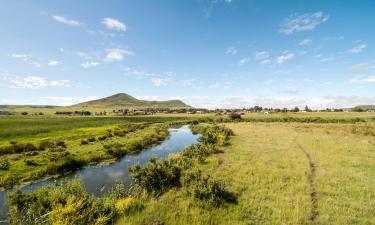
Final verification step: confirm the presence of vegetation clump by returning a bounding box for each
[183,170,237,207]
[129,157,182,196]
[0,159,10,170]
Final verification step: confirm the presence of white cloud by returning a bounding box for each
[298,38,312,46]
[3,75,71,89]
[10,54,31,59]
[209,81,232,89]
[226,46,238,55]
[49,80,71,87]
[102,18,126,32]
[260,59,272,65]
[279,11,329,35]
[350,75,375,84]
[254,51,269,60]
[238,57,251,66]
[151,78,171,87]
[52,15,81,26]
[59,48,65,52]
[182,79,195,86]
[105,48,134,62]
[41,96,98,106]
[81,62,100,68]
[48,60,60,66]
[348,44,367,54]
[276,53,295,64]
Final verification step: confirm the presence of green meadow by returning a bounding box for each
[1,112,374,224]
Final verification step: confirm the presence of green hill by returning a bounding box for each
[72,93,191,109]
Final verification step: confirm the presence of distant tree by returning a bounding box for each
[39,112,44,115]
[304,105,310,112]
[281,108,288,113]
[228,112,241,120]
[21,112,28,115]
[291,107,300,112]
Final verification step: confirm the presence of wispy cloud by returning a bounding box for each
[298,38,312,46]
[276,53,294,64]
[123,67,175,87]
[102,18,126,32]
[348,43,367,54]
[349,75,375,83]
[105,48,134,62]
[52,15,81,26]
[279,11,329,35]
[151,77,173,87]
[254,51,270,60]
[238,57,251,66]
[48,60,60,66]
[3,75,71,89]
[226,46,238,55]
[9,54,41,68]
[81,62,100,68]
[199,0,233,17]
[209,81,232,89]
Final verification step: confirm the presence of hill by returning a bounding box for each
[72,93,191,109]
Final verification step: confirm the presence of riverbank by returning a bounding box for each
[0,123,171,188]
[6,123,234,224]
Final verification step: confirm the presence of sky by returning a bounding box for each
[0,0,374,109]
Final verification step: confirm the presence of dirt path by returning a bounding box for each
[296,142,319,223]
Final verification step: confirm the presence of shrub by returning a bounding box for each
[129,158,182,196]
[24,159,39,166]
[88,136,96,142]
[98,135,108,141]
[0,174,17,188]
[0,145,14,155]
[39,139,56,150]
[80,139,89,145]
[0,159,10,170]
[12,143,37,153]
[105,143,127,158]
[115,197,143,215]
[183,170,237,207]
[7,180,118,225]
[228,112,241,120]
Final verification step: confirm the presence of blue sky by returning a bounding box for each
[0,0,374,109]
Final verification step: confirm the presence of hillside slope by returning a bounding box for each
[72,93,191,109]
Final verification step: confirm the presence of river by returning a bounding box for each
[0,125,199,224]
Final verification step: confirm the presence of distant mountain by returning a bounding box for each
[72,93,191,109]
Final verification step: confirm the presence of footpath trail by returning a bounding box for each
[296,142,319,223]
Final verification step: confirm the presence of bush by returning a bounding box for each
[183,170,237,207]
[88,136,96,142]
[12,142,37,153]
[105,143,127,158]
[39,139,56,150]
[115,197,143,215]
[80,139,89,145]
[24,159,39,166]
[7,180,118,225]
[0,174,17,188]
[0,159,10,170]
[98,135,108,141]
[228,112,241,120]
[129,158,182,196]
[0,145,14,155]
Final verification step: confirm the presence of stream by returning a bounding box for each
[0,125,199,224]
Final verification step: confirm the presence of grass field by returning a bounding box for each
[1,112,374,224]
[116,122,375,225]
